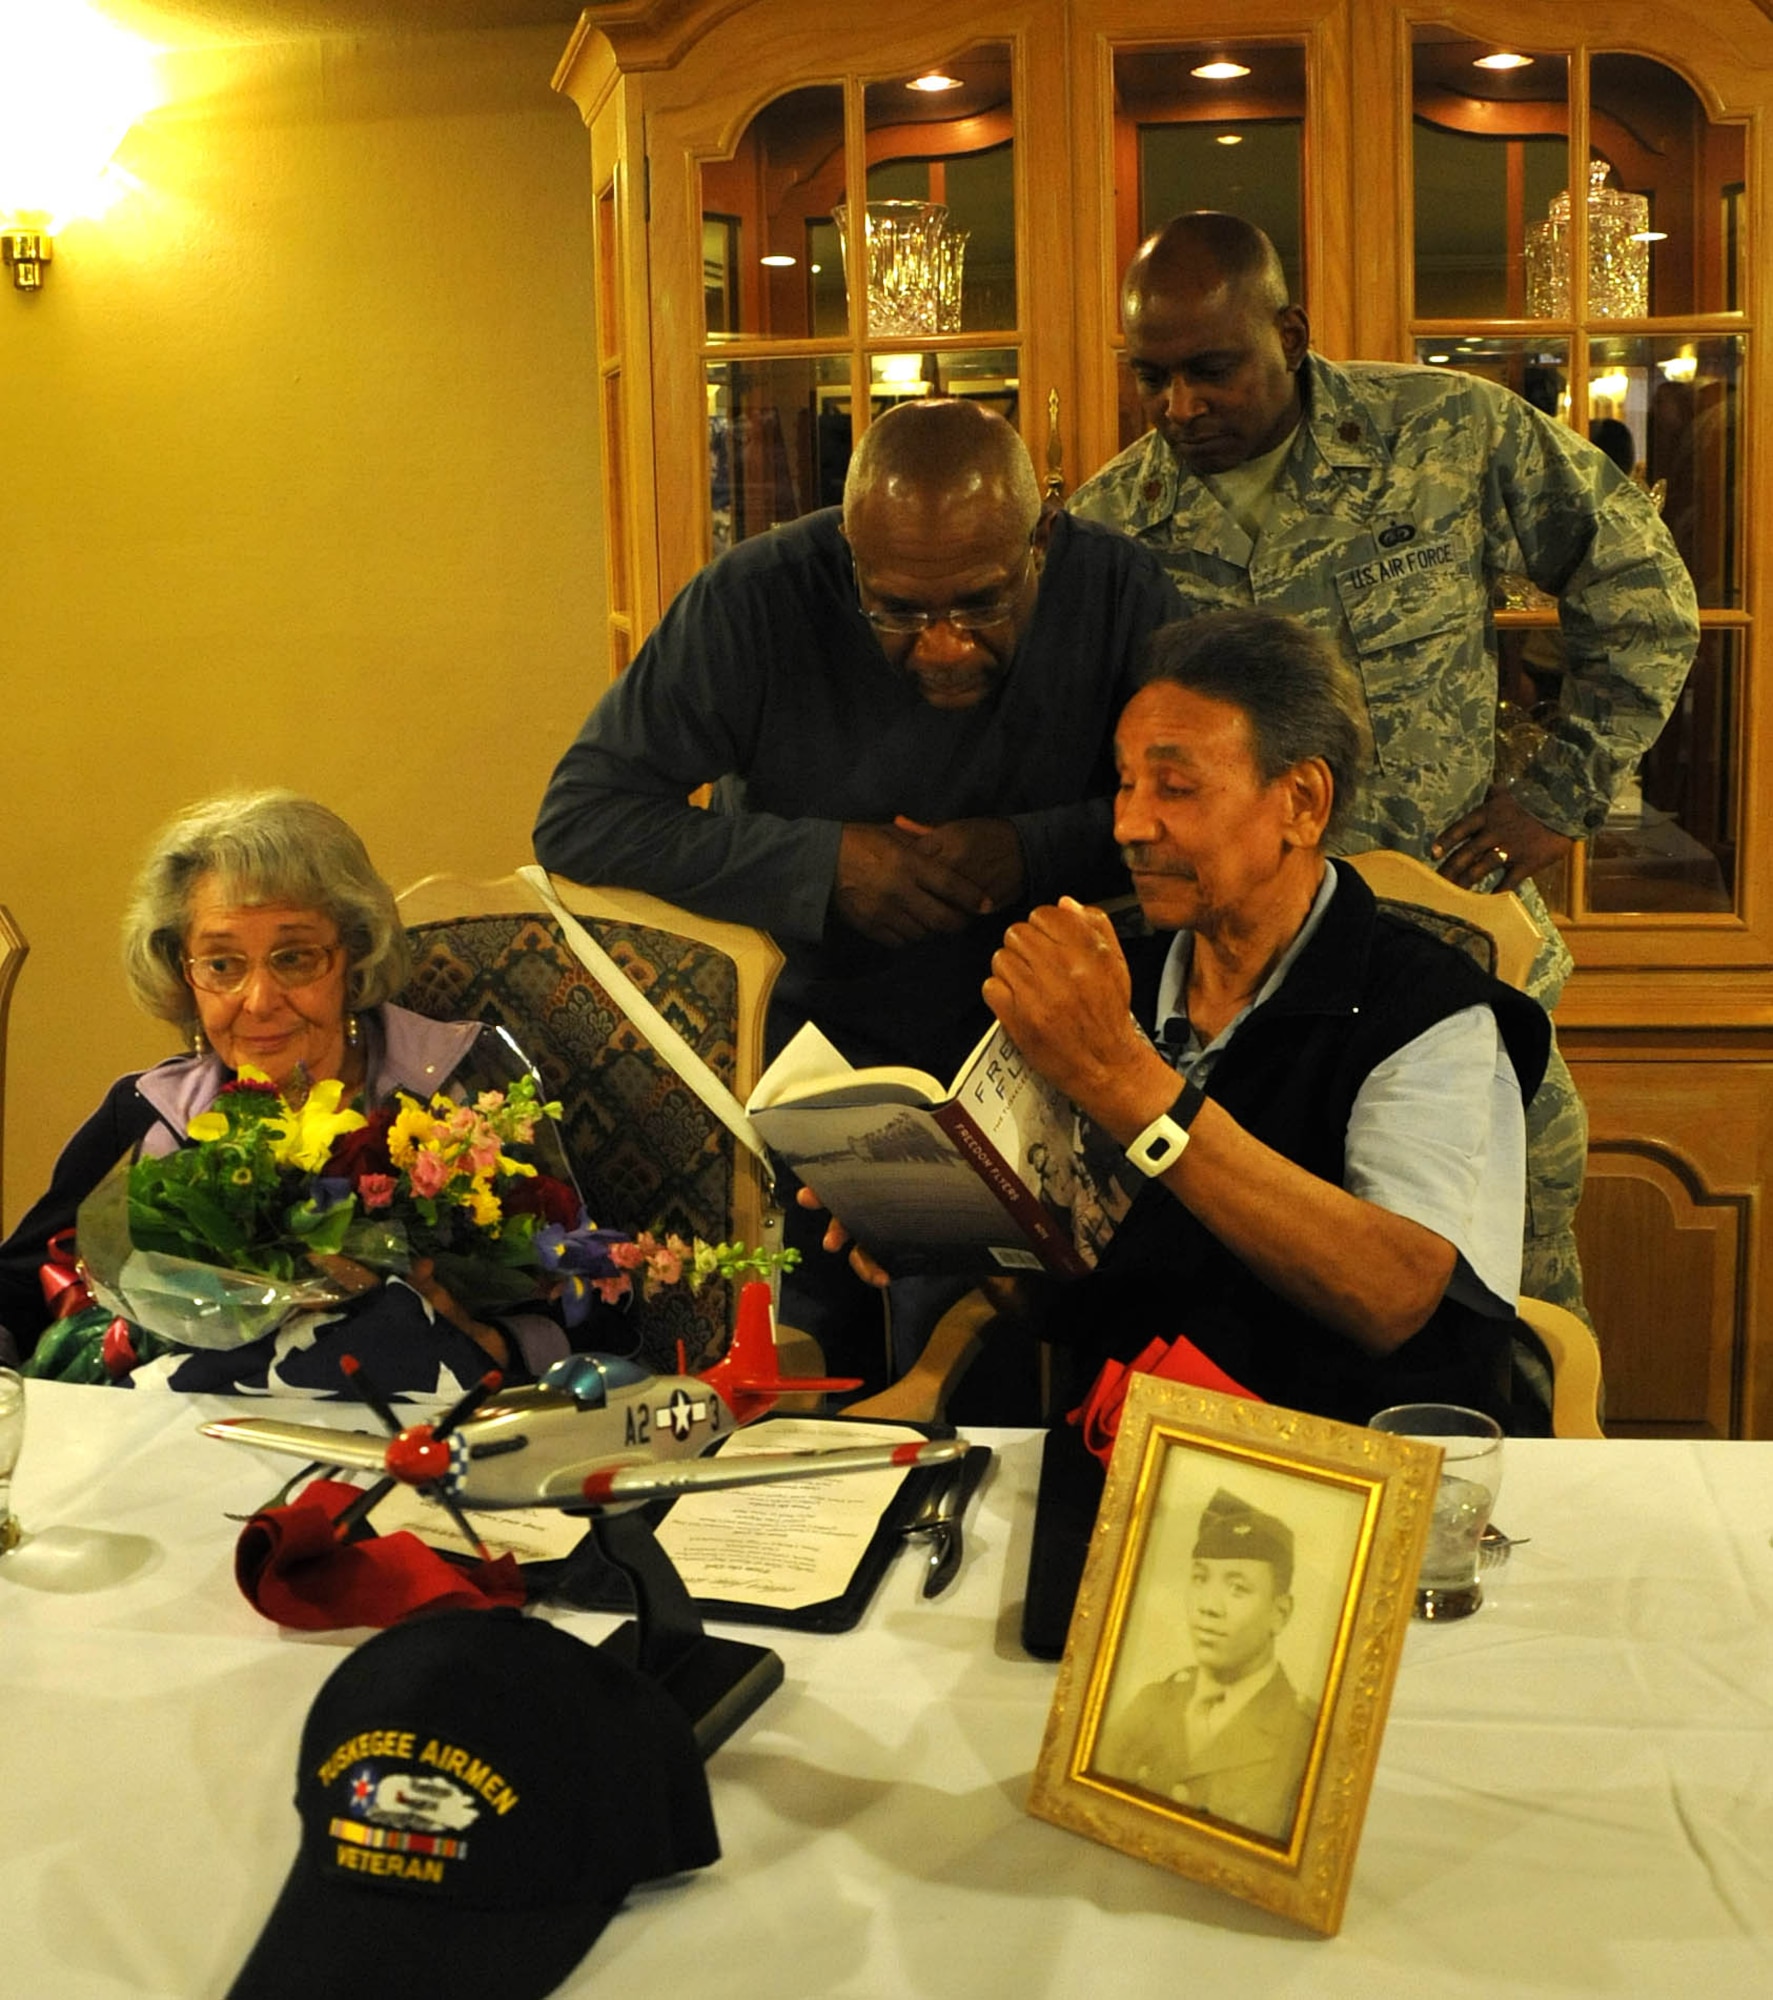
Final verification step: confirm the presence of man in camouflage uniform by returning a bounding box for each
[1070,211,1699,1319]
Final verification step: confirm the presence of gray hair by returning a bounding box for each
[1136,611,1372,841]
[121,790,412,1027]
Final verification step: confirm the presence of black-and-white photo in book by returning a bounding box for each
[745,1019,1136,1277]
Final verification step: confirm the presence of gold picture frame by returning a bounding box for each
[1025,1376,1441,1936]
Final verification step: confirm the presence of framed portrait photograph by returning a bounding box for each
[1025,1376,1441,1936]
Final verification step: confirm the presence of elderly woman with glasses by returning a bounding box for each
[0,790,578,1393]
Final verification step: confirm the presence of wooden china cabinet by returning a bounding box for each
[556,0,1773,1436]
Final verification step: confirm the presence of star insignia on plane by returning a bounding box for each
[657,1389,707,1440]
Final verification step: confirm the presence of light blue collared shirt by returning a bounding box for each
[1153,867,1525,1315]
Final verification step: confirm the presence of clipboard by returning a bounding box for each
[549,1414,958,1633]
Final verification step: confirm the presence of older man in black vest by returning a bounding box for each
[985,608,1550,1430]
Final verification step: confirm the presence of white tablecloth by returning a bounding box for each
[3,1379,1772,1997]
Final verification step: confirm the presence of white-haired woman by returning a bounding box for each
[0,791,576,1393]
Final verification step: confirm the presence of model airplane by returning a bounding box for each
[201,1293,964,1521]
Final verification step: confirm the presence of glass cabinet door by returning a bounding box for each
[1108,39,1308,454]
[1410,28,1751,928]
[696,45,1022,560]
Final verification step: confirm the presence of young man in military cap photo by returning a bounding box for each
[1095,1486,1319,1842]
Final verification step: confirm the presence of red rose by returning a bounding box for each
[325,1108,395,1182]
[503,1172,585,1231]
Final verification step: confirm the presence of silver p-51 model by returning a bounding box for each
[202,1296,962,1520]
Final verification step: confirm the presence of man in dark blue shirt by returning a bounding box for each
[536,399,1180,1080]
[535,399,1180,1387]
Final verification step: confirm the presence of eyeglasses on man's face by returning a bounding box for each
[855,546,1037,636]
[183,943,340,995]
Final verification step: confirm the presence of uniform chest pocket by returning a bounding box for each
[1333,525,1483,688]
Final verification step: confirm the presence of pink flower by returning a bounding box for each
[593,1274,633,1304]
[609,1240,647,1271]
[646,1246,683,1286]
[357,1173,397,1211]
[409,1150,450,1198]
[466,1141,503,1176]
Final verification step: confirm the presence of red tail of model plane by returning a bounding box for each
[697,1279,861,1425]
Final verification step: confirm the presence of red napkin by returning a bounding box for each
[234,1478,527,1630]
[1070,1333,1261,1466]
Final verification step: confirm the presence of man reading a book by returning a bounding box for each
[534,398,1179,1390]
[982,608,1552,1430]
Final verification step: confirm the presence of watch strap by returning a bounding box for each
[1125,1079,1207,1177]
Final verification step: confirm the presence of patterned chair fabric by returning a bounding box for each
[397,911,741,1372]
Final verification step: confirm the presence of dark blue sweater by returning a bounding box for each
[534,508,1181,1076]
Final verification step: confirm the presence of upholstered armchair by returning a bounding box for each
[395,873,783,1375]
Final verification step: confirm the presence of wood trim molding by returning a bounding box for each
[1576,1142,1748,1436]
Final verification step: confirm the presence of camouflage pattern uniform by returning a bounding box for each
[1072,354,1700,1319]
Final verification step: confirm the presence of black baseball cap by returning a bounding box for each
[230,1608,719,1999]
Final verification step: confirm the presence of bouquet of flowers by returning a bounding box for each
[77,1055,795,1352]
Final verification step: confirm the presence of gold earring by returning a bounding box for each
[346,1012,361,1049]
[191,1024,206,1056]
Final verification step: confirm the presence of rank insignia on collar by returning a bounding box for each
[1338,420,1363,443]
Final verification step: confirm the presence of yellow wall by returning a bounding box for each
[1,25,608,1230]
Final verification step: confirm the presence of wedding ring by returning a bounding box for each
[1493,845,1510,867]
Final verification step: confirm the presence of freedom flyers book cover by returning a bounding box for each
[746,1021,1136,1278]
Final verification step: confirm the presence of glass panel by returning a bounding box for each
[1588,629,1739,913]
[1591,54,1747,318]
[701,85,846,340]
[1590,334,1744,609]
[868,345,1019,424]
[858,46,1014,335]
[1411,27,1568,319]
[1113,44,1305,297]
[807,217,846,337]
[1413,335,1571,427]
[706,355,852,556]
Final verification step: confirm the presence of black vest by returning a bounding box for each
[1043,862,1551,1431]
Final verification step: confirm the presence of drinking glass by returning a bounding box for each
[1369,1402,1503,1620]
[0,1367,24,1553]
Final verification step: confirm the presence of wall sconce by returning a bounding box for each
[1,225,52,291]
[0,3,161,292]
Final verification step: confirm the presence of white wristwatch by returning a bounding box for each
[1125,1080,1207,1177]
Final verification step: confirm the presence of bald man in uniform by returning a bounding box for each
[536,398,1179,1386]
[1071,212,1699,1321]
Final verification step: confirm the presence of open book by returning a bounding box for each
[746,1020,1136,1277]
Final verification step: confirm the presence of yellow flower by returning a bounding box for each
[269,1078,368,1173]
[464,1176,502,1228]
[387,1096,437,1169]
[187,1111,229,1143]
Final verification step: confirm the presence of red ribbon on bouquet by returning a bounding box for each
[1070,1333,1261,1467]
[39,1230,95,1319]
[234,1478,527,1631]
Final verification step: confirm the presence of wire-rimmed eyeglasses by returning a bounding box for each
[183,944,340,995]
[855,546,1036,636]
